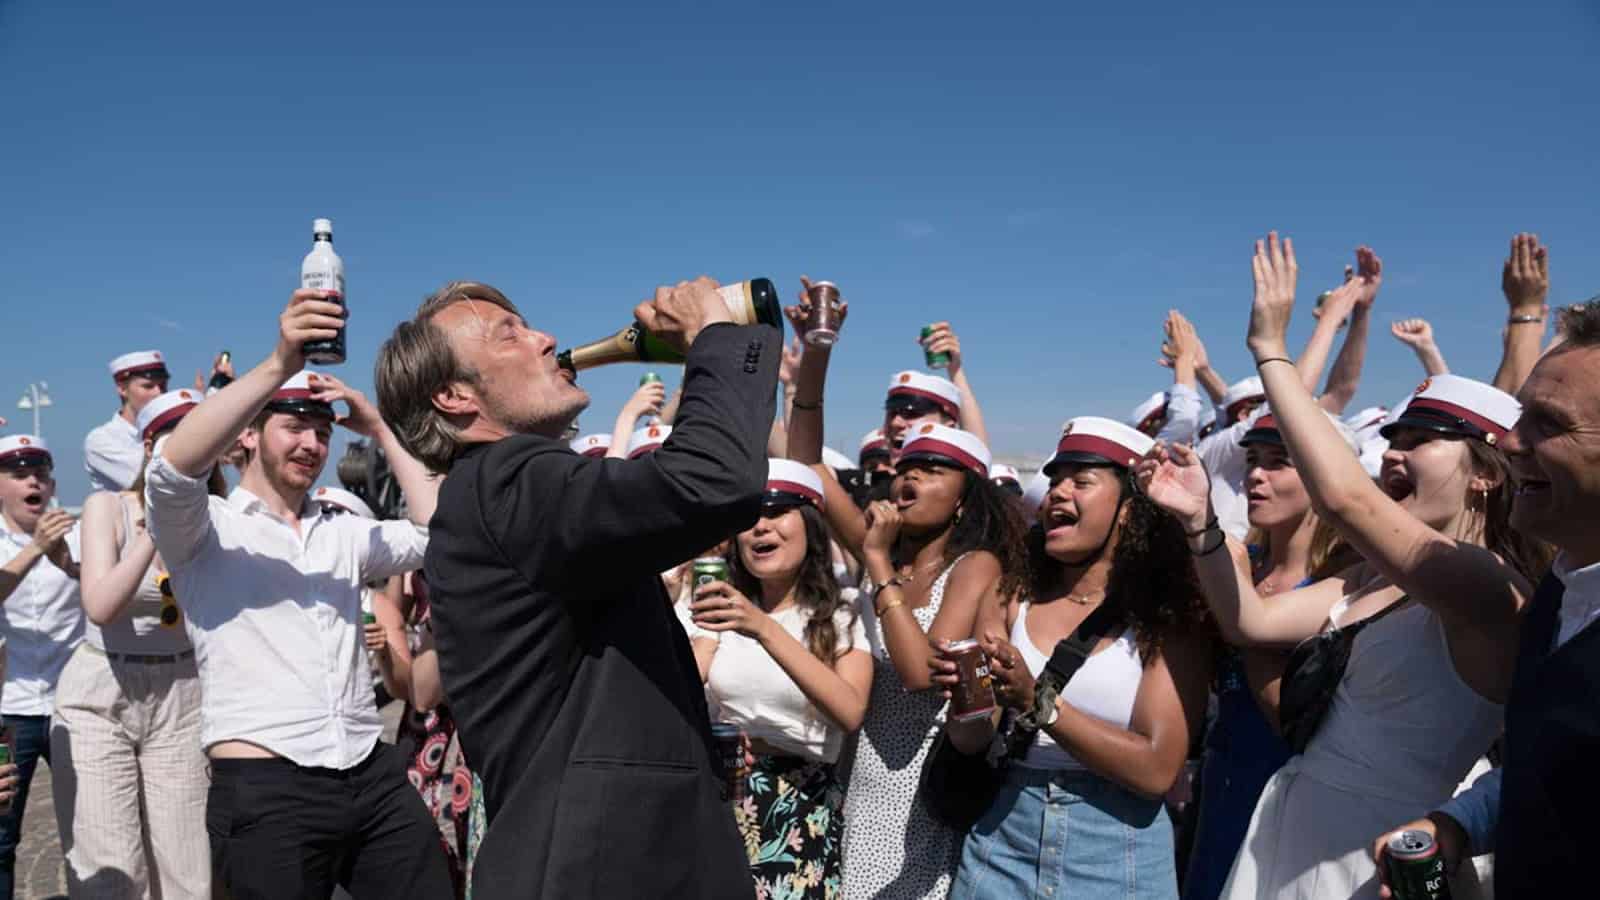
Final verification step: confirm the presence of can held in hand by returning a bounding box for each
[1385,829,1452,900]
[804,281,843,348]
[945,639,998,722]
[0,726,13,813]
[639,372,662,386]
[921,324,950,369]
[710,722,747,803]
[693,557,729,588]
[362,612,377,626]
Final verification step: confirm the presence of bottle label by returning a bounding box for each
[716,281,753,325]
[302,270,345,295]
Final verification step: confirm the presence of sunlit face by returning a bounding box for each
[1378,426,1476,532]
[1244,443,1312,530]
[242,413,332,496]
[1040,463,1125,564]
[1504,347,1600,557]
[0,464,55,533]
[118,373,169,416]
[434,299,590,439]
[736,507,809,581]
[890,461,966,534]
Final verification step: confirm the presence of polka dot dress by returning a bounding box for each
[841,557,967,899]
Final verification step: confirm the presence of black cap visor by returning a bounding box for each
[1238,426,1284,448]
[1379,408,1483,441]
[264,399,337,420]
[1042,451,1124,478]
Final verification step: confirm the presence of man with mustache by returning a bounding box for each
[145,289,451,898]
[0,435,83,900]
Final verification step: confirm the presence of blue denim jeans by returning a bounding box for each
[0,714,52,900]
[953,766,1177,900]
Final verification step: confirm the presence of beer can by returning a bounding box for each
[362,612,377,626]
[693,557,729,587]
[0,727,12,813]
[921,324,950,369]
[945,639,998,722]
[639,372,663,386]
[710,721,747,803]
[1385,829,1452,900]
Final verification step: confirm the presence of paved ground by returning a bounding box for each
[15,762,66,900]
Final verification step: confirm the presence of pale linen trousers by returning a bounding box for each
[49,645,210,899]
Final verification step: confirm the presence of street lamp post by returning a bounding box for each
[16,382,52,438]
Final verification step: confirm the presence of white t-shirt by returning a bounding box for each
[691,604,869,764]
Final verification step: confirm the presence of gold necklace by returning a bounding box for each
[1064,590,1105,606]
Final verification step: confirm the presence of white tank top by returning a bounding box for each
[1012,602,1143,770]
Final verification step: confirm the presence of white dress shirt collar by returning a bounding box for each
[1551,551,1600,649]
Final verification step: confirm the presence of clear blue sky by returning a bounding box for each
[3,0,1597,504]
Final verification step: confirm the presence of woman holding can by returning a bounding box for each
[687,459,874,900]
[932,416,1212,900]
[53,389,222,899]
[1137,233,1547,900]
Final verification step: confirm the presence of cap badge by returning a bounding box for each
[179,390,193,401]
[899,373,912,384]
[919,424,934,435]
[648,426,661,439]
[153,352,163,360]
[1415,378,1432,395]
[18,437,30,446]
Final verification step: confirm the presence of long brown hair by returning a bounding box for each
[727,505,858,664]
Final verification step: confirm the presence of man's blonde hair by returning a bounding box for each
[375,282,520,473]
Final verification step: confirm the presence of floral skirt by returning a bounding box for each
[734,754,845,900]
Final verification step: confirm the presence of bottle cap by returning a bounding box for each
[312,218,333,236]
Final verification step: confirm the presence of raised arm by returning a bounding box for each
[1317,248,1382,414]
[1492,232,1550,394]
[161,289,343,478]
[484,310,780,582]
[605,380,667,460]
[1157,311,1206,445]
[1165,314,1229,406]
[308,374,439,527]
[1391,318,1450,376]
[923,322,989,446]
[782,277,845,467]
[1244,232,1528,629]
[78,492,158,627]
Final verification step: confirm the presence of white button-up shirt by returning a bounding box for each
[1198,417,1255,542]
[0,522,85,716]
[84,413,143,493]
[144,454,426,769]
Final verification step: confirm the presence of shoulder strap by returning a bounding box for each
[1343,594,1411,637]
[1040,602,1123,691]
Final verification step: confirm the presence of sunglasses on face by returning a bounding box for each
[885,397,943,419]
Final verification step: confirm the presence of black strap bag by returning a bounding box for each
[919,604,1120,830]
[1278,598,1407,754]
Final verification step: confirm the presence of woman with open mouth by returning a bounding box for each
[933,416,1212,900]
[686,459,874,899]
[1138,232,1549,900]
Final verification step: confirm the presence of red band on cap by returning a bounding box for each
[903,438,985,475]
[580,447,609,458]
[767,479,823,508]
[272,388,317,402]
[1055,434,1141,467]
[1406,398,1507,439]
[887,386,959,420]
[628,443,663,459]
[141,404,195,442]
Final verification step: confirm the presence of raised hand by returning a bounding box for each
[620,379,667,421]
[1390,318,1436,351]
[1133,443,1212,533]
[275,289,347,374]
[306,372,383,437]
[1501,233,1549,315]
[1247,231,1298,360]
[778,336,804,387]
[920,322,965,375]
[1349,246,1383,308]
[783,276,849,347]
[633,276,731,354]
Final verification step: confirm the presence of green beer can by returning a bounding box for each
[693,557,729,587]
[921,325,950,369]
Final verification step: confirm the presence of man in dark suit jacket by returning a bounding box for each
[375,277,773,899]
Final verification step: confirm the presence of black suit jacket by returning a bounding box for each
[426,323,778,900]
[1495,570,1600,894]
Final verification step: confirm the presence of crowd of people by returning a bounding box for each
[0,229,1593,900]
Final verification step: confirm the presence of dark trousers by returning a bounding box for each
[207,741,452,900]
[0,714,52,900]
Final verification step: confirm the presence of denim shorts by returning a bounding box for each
[952,766,1177,900]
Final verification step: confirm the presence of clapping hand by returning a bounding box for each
[1247,231,1299,360]
[1160,310,1205,371]
[30,509,76,571]
[1133,443,1213,535]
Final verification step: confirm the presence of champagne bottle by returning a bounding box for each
[557,278,782,372]
[300,218,346,365]
[207,351,233,391]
